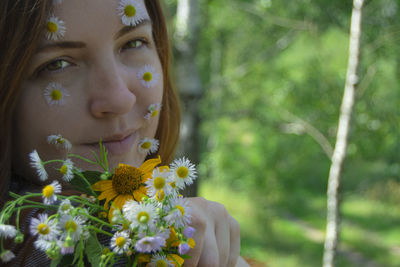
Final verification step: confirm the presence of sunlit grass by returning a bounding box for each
[199,180,400,267]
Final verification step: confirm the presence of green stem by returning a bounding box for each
[67,154,97,165]
[81,213,114,229]
[42,159,66,166]
[58,195,103,210]
[73,170,98,197]
[87,226,113,237]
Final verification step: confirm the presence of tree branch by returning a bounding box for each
[322,0,365,266]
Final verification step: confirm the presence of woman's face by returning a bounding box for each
[12,0,163,182]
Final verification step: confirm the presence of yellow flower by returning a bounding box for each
[92,156,161,219]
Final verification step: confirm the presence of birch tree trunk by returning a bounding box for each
[174,0,202,197]
[322,0,365,266]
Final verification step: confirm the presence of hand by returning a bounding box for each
[185,197,241,267]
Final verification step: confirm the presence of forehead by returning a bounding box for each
[50,0,150,40]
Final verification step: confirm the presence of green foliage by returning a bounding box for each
[170,0,400,265]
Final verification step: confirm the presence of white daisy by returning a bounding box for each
[42,180,62,205]
[59,159,74,181]
[0,224,17,239]
[137,65,159,88]
[34,239,53,251]
[122,201,158,232]
[0,250,15,263]
[29,213,59,241]
[134,236,165,253]
[149,254,174,267]
[47,134,72,151]
[164,196,192,228]
[58,199,73,215]
[45,16,66,40]
[117,0,148,27]
[146,167,173,199]
[144,103,161,120]
[29,150,48,181]
[138,138,159,155]
[43,82,70,106]
[169,157,197,189]
[110,231,131,254]
[59,215,84,242]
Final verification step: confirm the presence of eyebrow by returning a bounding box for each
[35,19,151,53]
[36,41,86,53]
[114,19,152,40]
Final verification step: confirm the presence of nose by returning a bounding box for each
[89,59,136,118]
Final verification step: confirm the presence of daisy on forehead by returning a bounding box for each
[10,0,179,185]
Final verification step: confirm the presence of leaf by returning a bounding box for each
[69,171,102,195]
[50,257,61,267]
[85,233,103,266]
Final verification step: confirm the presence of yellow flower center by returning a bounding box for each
[124,5,136,17]
[47,21,58,33]
[156,260,167,267]
[115,236,126,248]
[65,221,77,232]
[51,89,62,100]
[61,204,71,211]
[143,72,152,82]
[42,185,54,198]
[56,137,65,144]
[176,205,185,216]
[137,211,150,223]
[141,141,151,150]
[60,165,68,175]
[151,110,159,117]
[170,182,176,188]
[155,189,165,201]
[177,166,189,179]
[153,177,165,190]
[112,164,144,194]
[37,223,50,235]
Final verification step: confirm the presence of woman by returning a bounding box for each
[0,0,249,266]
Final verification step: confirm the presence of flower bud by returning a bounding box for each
[14,232,24,244]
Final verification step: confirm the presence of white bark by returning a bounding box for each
[322,0,365,266]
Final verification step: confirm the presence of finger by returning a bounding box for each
[214,203,230,267]
[227,214,241,267]
[185,198,207,267]
[197,218,219,267]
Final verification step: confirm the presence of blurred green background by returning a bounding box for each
[167,0,400,266]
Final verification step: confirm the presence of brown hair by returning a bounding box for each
[0,0,181,204]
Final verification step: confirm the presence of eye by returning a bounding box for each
[122,39,147,50]
[41,59,72,73]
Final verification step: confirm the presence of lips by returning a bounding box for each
[86,130,138,155]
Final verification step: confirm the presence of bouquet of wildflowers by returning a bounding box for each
[0,139,197,266]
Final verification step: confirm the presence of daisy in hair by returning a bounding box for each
[110,231,131,255]
[117,0,148,27]
[43,82,70,106]
[42,180,62,205]
[47,134,72,151]
[169,157,197,189]
[45,16,66,40]
[137,65,159,88]
[138,138,159,155]
[29,213,60,241]
[144,103,161,120]
[29,150,48,181]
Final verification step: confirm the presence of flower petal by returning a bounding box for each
[139,156,161,174]
[92,180,112,191]
[133,186,147,202]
